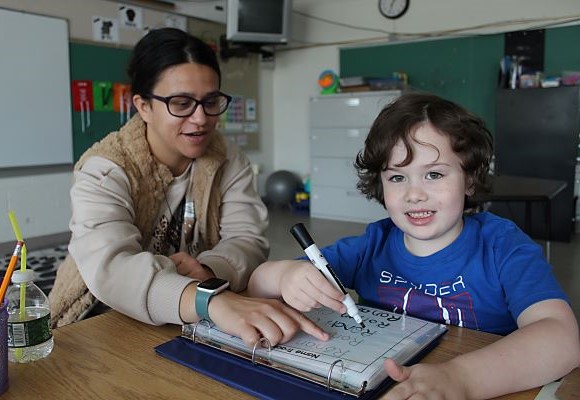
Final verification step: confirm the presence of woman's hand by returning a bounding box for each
[209,291,330,347]
[170,252,215,282]
[279,260,346,314]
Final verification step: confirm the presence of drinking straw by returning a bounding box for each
[8,212,26,312]
[19,245,27,320]
[8,211,26,361]
[8,212,24,256]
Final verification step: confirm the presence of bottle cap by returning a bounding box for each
[11,270,34,283]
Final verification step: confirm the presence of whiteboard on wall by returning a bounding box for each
[0,9,72,168]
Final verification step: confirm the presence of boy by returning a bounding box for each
[248,93,580,399]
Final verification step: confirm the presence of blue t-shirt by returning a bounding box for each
[320,212,567,335]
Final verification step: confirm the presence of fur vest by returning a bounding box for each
[49,115,225,328]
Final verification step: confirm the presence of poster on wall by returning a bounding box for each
[92,16,120,43]
[93,81,114,111]
[113,83,132,124]
[71,80,94,133]
[119,4,143,29]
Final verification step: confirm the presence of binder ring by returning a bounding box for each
[327,359,345,391]
[192,319,212,343]
[251,337,272,364]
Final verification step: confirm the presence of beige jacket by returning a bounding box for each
[49,115,268,328]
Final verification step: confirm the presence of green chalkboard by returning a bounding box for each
[69,42,132,161]
[544,25,580,75]
[340,35,503,133]
[340,25,580,136]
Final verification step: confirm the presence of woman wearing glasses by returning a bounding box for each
[49,28,327,347]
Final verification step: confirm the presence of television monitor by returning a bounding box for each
[226,0,292,44]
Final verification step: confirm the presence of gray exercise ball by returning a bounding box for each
[265,170,302,207]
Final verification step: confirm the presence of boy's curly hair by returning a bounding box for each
[355,92,493,211]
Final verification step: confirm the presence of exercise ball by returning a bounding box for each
[265,170,302,207]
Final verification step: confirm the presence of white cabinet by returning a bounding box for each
[309,91,400,223]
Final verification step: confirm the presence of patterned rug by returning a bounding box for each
[0,245,68,295]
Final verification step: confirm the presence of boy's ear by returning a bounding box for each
[465,177,475,196]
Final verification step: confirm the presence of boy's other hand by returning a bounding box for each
[381,358,467,400]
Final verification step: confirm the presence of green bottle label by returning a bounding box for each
[8,314,52,348]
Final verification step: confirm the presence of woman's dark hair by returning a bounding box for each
[127,27,221,97]
[355,92,493,210]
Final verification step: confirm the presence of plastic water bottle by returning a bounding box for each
[6,270,53,363]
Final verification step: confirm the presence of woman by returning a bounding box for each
[50,28,327,347]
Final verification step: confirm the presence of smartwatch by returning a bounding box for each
[195,277,230,323]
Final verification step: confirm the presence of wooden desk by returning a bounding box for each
[482,175,568,262]
[3,311,572,400]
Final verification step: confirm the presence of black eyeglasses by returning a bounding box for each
[148,92,232,117]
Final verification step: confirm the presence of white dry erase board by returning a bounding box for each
[182,305,447,396]
[0,9,72,168]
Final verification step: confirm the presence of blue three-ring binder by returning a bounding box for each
[155,336,396,400]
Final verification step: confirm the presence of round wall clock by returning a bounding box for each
[379,0,410,19]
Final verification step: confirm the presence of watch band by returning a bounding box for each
[194,278,230,324]
[195,288,213,323]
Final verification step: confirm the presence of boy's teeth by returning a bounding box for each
[407,211,432,218]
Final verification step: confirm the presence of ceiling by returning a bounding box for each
[149,0,227,23]
[144,0,325,24]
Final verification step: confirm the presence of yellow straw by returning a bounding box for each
[8,211,26,361]
[8,212,23,243]
[19,246,26,318]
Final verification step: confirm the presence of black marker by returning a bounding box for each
[290,223,365,328]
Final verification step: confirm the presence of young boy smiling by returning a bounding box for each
[248,93,580,399]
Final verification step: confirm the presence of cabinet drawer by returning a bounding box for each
[310,91,399,128]
[311,129,366,157]
[310,186,388,223]
[311,157,358,188]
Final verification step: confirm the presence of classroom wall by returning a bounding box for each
[0,0,262,244]
[1,0,579,243]
[0,1,192,243]
[265,0,580,186]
